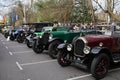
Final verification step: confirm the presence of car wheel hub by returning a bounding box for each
[96,59,108,76]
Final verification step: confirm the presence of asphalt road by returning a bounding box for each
[0,33,120,80]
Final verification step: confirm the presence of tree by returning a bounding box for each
[34,0,73,22]
[93,0,120,22]
[72,0,93,23]
[12,1,37,26]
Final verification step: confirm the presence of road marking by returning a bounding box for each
[3,41,16,43]
[9,52,13,55]
[27,79,31,80]
[109,67,120,72]
[21,60,56,66]
[66,67,120,80]
[13,51,33,54]
[5,46,8,49]
[9,45,26,48]
[66,74,92,80]
[16,62,23,70]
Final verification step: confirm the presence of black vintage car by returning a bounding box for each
[25,22,53,47]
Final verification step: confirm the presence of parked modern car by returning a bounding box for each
[57,25,120,79]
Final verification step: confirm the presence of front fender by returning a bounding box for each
[26,35,32,41]
[33,36,39,40]
[57,43,68,50]
[48,38,64,44]
[90,46,109,54]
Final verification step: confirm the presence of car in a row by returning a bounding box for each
[6,22,120,79]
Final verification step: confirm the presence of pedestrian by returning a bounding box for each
[73,24,79,31]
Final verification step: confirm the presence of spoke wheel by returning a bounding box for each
[26,40,32,48]
[91,53,110,79]
[57,50,71,67]
[17,34,24,43]
[48,40,62,59]
[10,35,15,41]
[32,40,43,54]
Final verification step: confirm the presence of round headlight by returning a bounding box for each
[83,46,90,54]
[39,35,42,38]
[49,34,53,39]
[67,44,73,51]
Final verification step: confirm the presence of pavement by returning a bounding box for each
[0,33,120,80]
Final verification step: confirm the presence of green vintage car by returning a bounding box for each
[32,27,69,53]
[32,27,103,58]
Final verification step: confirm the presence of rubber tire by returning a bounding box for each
[48,40,62,59]
[57,50,71,67]
[32,40,43,54]
[17,35,24,43]
[26,40,32,48]
[17,33,24,43]
[4,33,9,38]
[91,53,110,79]
[10,36,15,41]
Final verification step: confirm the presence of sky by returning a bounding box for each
[0,0,29,21]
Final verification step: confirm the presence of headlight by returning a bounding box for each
[49,34,53,39]
[67,44,73,51]
[64,40,67,43]
[83,46,90,54]
[39,35,42,38]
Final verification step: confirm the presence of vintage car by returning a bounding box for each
[24,22,53,47]
[32,27,69,53]
[16,29,34,43]
[32,26,103,58]
[57,25,120,79]
[26,26,54,48]
[9,29,24,41]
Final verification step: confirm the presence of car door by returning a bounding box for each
[112,25,120,50]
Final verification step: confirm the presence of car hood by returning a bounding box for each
[83,35,113,48]
[50,31,67,35]
[35,32,44,36]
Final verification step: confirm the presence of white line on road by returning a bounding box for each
[21,60,56,66]
[5,46,8,49]
[27,79,31,80]
[9,52,13,55]
[9,45,26,48]
[3,41,16,43]
[16,62,23,70]
[12,51,33,54]
[109,67,120,72]
[66,67,120,80]
[66,74,92,80]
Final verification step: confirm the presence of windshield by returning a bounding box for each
[41,27,53,32]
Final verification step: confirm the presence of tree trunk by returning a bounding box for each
[88,0,96,22]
